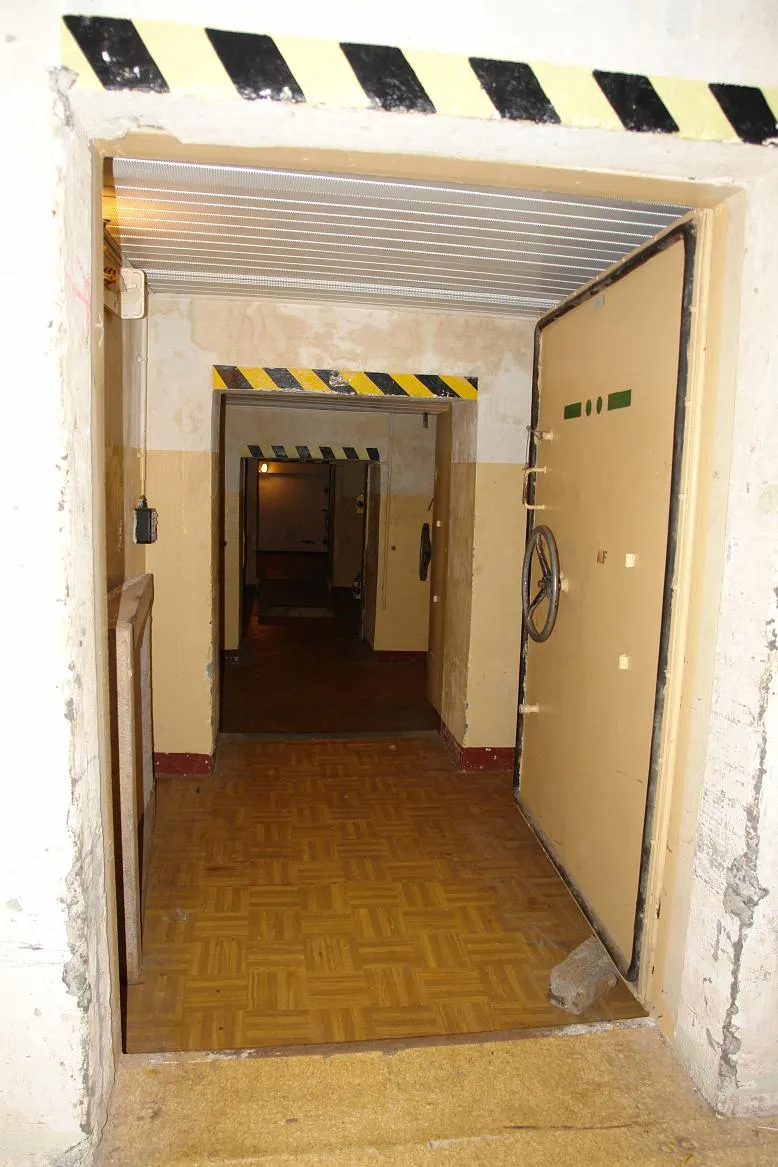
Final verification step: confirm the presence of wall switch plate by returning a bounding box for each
[134,498,158,544]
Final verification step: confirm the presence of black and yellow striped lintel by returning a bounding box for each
[244,444,379,462]
[214,366,478,399]
[62,15,778,146]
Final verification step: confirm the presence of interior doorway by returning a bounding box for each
[248,459,361,624]
[220,412,441,737]
[101,151,724,1063]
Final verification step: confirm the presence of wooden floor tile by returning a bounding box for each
[126,735,643,1053]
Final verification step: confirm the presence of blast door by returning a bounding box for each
[516,227,693,977]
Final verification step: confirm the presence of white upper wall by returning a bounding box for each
[148,295,534,465]
[225,403,433,494]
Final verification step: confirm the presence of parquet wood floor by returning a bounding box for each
[126,735,642,1053]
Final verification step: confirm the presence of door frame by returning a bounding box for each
[360,460,380,641]
[515,218,698,984]
[238,455,248,639]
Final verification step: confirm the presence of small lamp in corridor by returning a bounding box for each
[259,462,268,474]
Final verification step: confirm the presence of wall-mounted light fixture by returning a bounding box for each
[259,462,268,474]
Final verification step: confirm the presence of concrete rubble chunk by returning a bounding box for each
[549,935,619,1014]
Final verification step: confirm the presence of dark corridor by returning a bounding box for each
[220,552,438,736]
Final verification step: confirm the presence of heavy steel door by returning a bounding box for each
[516,228,692,977]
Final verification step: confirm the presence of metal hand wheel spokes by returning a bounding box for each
[522,524,561,642]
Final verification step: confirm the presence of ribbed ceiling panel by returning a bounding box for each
[105,159,688,316]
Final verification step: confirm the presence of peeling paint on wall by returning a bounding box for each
[148,294,534,749]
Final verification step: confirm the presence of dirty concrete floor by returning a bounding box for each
[97,1025,777,1165]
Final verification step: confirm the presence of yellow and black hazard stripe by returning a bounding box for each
[244,444,379,462]
[63,15,778,146]
[213,366,478,399]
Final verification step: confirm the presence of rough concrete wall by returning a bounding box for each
[675,179,778,1117]
[1,9,115,1162]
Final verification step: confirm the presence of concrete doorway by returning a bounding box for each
[102,159,710,1057]
[95,142,735,1098]
[15,13,778,1160]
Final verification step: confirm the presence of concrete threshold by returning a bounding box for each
[97,1025,778,1166]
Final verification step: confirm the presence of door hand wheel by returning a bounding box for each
[522,525,561,642]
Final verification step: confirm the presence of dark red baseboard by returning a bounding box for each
[438,717,515,772]
[154,752,214,775]
[459,746,515,772]
[372,650,428,662]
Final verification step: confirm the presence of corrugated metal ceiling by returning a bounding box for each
[105,159,688,316]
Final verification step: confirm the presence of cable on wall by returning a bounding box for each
[133,313,158,544]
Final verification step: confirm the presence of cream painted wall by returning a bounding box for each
[7,1,778,1159]
[465,463,527,747]
[441,461,477,744]
[429,318,535,750]
[463,325,534,748]
[104,310,145,589]
[149,292,533,744]
[372,413,436,652]
[150,297,527,745]
[143,450,215,755]
[332,462,367,589]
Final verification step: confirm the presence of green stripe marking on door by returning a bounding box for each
[607,389,632,411]
[563,401,582,420]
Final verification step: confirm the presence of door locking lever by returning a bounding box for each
[522,466,547,511]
